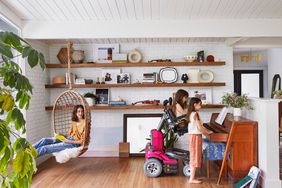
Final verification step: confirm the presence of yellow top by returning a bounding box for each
[68,119,85,142]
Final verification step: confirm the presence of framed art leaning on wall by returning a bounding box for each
[123,114,162,155]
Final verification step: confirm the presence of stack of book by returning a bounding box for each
[143,73,157,84]
[109,101,127,106]
[112,54,127,64]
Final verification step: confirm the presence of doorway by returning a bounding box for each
[234,70,264,98]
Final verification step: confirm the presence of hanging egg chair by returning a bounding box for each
[52,42,91,156]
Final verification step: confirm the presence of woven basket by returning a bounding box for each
[57,48,72,64]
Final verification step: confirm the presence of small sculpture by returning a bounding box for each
[101,77,105,84]
[181,74,189,83]
[197,50,205,62]
[96,77,100,84]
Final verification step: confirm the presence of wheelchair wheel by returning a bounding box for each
[183,165,191,177]
[144,158,162,177]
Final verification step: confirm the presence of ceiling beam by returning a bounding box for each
[0,2,23,30]
[233,37,282,48]
[22,19,282,39]
[225,37,247,46]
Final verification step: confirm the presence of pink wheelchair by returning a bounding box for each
[143,99,191,177]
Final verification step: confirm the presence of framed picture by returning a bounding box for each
[95,89,109,105]
[191,89,212,104]
[117,73,130,84]
[94,44,119,63]
[123,114,162,155]
[101,69,120,84]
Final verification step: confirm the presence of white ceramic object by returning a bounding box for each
[159,67,178,83]
[233,108,242,117]
[184,55,197,62]
[198,70,214,83]
[72,50,85,63]
[128,49,143,63]
[187,69,200,83]
[85,98,95,106]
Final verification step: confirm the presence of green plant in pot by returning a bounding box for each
[0,31,45,187]
[273,90,282,99]
[83,92,97,106]
[221,92,252,117]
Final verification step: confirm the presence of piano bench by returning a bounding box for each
[202,139,227,178]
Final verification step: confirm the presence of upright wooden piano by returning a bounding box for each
[204,113,258,179]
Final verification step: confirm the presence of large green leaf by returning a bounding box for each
[0,94,15,111]
[0,42,13,58]
[21,46,32,58]
[38,52,46,70]
[8,32,22,52]
[27,50,38,68]
[13,150,24,175]
[0,147,11,174]
[13,138,27,152]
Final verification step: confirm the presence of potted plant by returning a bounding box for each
[0,31,45,187]
[84,92,97,106]
[221,93,252,117]
[273,90,282,99]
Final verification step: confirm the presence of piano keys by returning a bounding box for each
[204,113,258,180]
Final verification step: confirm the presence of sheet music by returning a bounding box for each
[215,107,228,125]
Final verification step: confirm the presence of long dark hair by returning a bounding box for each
[72,105,85,122]
[172,89,189,114]
[186,97,202,121]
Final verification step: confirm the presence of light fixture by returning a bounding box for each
[240,49,262,63]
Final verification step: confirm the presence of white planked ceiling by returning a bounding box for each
[2,0,282,21]
[36,37,227,44]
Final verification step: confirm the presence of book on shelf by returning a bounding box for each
[109,101,126,105]
[143,72,157,83]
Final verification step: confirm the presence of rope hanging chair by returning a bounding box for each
[52,42,91,156]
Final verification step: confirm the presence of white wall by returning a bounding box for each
[268,48,282,97]
[25,40,51,164]
[48,42,233,156]
[233,50,268,97]
[245,98,281,188]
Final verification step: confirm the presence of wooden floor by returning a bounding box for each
[32,157,232,188]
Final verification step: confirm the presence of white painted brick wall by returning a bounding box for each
[47,42,233,156]
[25,40,51,151]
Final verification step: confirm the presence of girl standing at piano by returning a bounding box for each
[187,97,213,184]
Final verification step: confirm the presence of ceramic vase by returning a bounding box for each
[85,98,94,106]
[233,108,242,117]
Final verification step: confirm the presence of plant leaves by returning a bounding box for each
[13,150,24,175]
[13,138,27,152]
[0,94,15,111]
[0,42,13,58]
[27,50,38,68]
[8,32,22,52]
[38,52,46,70]
[21,46,32,58]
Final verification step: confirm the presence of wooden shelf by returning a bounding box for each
[46,61,225,68]
[45,104,225,111]
[45,82,226,88]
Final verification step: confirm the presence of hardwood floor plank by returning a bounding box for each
[32,157,231,188]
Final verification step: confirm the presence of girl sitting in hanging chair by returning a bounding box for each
[33,105,85,157]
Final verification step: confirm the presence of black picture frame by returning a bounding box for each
[123,113,162,156]
[95,88,109,105]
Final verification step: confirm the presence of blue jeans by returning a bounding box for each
[33,137,79,157]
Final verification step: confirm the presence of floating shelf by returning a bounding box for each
[45,104,225,111]
[45,82,226,88]
[46,61,225,68]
